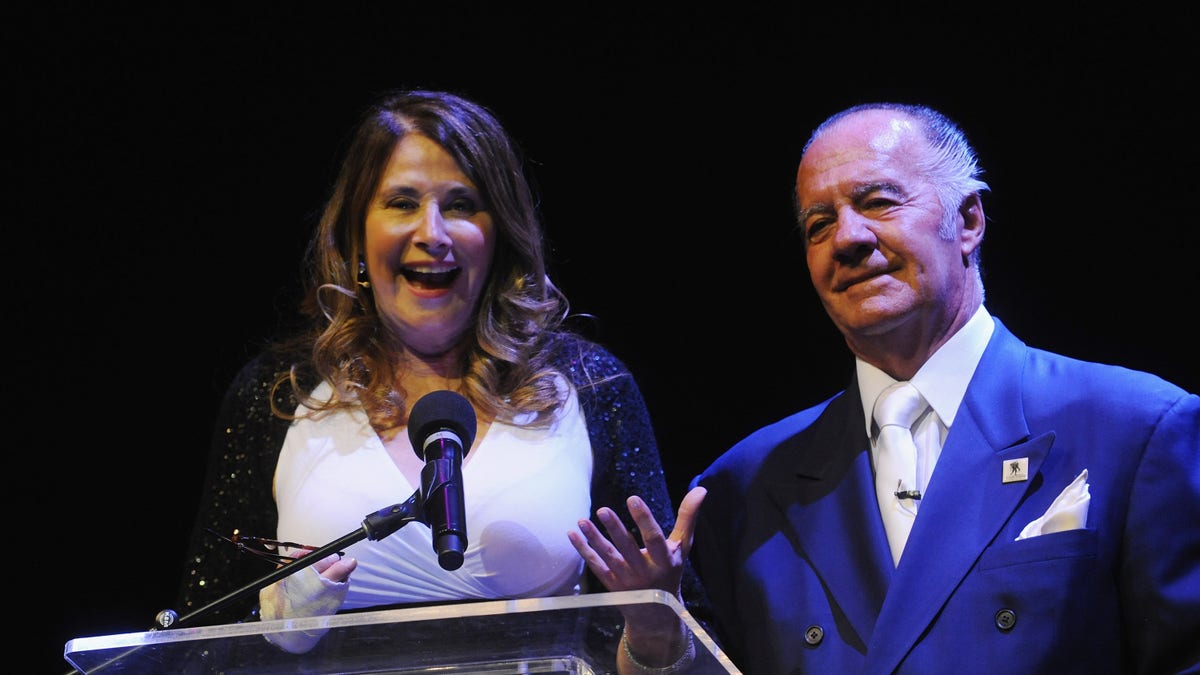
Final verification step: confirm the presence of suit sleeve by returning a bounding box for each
[1123,391,1200,673]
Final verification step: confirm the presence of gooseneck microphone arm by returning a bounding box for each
[156,492,424,631]
[62,494,426,675]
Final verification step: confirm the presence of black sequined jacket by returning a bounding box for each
[174,332,707,628]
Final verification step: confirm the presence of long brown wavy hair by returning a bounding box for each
[270,89,577,430]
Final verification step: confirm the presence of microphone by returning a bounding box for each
[408,390,477,571]
[893,480,922,501]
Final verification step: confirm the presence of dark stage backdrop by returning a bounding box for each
[16,6,1196,673]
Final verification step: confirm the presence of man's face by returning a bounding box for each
[795,110,972,344]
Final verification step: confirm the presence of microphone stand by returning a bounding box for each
[64,491,425,675]
[163,490,424,630]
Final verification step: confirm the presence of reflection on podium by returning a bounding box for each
[65,589,742,674]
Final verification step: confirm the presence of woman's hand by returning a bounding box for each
[259,552,358,654]
[569,486,707,669]
[569,485,706,597]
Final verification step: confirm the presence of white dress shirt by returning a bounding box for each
[858,305,995,497]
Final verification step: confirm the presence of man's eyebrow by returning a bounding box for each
[850,181,904,201]
[796,202,833,225]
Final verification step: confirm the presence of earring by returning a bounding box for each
[357,258,371,288]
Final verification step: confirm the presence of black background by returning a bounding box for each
[15,6,1197,673]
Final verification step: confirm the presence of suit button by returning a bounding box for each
[804,625,824,645]
[994,608,1017,632]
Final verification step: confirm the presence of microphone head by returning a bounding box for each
[407,390,477,459]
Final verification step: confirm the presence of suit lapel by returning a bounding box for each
[765,386,893,650]
[865,319,1057,671]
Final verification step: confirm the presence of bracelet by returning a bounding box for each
[620,628,696,674]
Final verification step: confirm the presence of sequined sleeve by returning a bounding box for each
[173,351,297,626]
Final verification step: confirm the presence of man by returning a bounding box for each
[571,103,1200,674]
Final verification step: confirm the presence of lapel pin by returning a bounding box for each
[1002,457,1029,484]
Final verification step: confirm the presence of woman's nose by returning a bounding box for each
[414,204,452,251]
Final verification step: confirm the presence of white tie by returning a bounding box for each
[873,382,926,566]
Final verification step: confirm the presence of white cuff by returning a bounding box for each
[259,563,350,654]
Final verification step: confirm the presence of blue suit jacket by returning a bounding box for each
[690,318,1200,674]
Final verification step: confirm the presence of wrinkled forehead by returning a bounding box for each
[807,110,919,164]
[797,111,923,193]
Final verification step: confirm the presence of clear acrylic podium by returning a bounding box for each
[64,589,741,674]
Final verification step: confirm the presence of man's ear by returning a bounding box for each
[959,193,985,262]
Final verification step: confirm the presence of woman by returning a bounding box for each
[174,90,696,666]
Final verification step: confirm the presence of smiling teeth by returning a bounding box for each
[401,267,460,286]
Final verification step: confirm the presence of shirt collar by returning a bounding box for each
[857,305,995,438]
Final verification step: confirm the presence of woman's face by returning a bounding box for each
[363,133,497,357]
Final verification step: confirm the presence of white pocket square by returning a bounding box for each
[1016,469,1090,541]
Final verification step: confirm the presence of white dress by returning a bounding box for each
[273,380,593,609]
